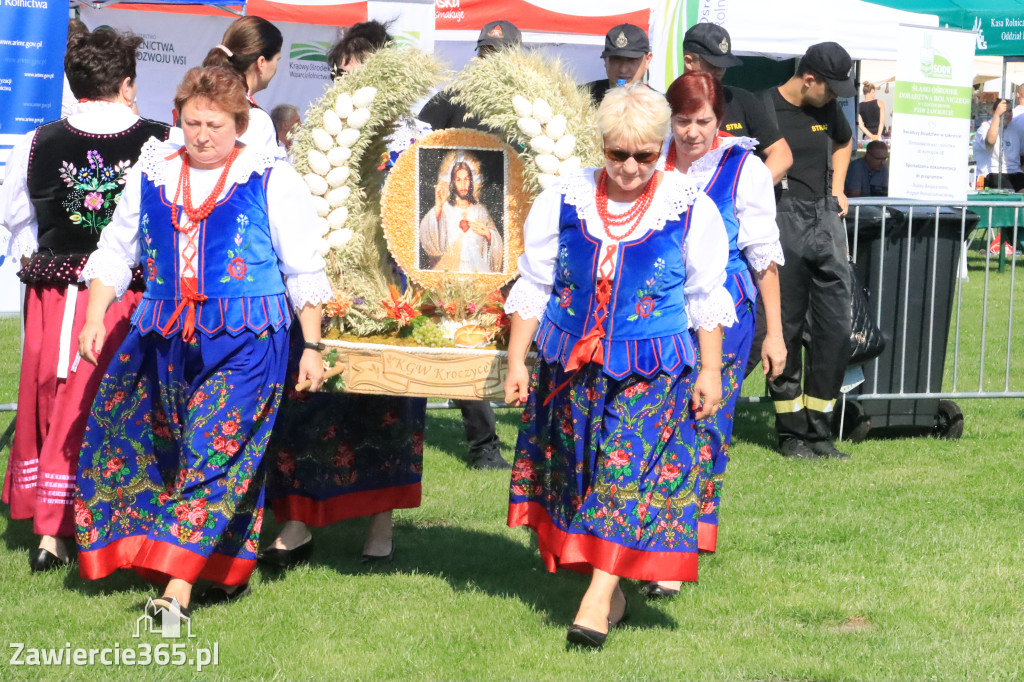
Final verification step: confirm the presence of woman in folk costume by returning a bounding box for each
[262,21,428,568]
[74,66,331,620]
[0,28,170,572]
[202,16,284,155]
[503,85,736,649]
[643,72,787,599]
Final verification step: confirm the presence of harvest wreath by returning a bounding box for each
[289,47,601,399]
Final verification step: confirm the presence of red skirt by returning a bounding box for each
[2,283,141,537]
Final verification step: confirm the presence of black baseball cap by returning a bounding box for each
[682,23,741,68]
[799,41,856,98]
[477,20,522,50]
[601,23,650,58]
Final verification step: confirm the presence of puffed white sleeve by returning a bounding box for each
[266,161,334,310]
[79,165,142,298]
[684,192,738,331]
[0,131,39,260]
[735,156,785,273]
[504,184,563,321]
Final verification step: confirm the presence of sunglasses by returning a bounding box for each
[603,148,661,165]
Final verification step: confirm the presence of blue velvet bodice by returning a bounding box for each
[132,168,290,337]
[702,146,757,308]
[536,196,697,379]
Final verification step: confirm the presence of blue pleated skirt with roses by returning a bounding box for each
[74,326,288,587]
[696,299,755,553]
[507,360,702,582]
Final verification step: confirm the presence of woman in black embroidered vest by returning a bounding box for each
[0,28,170,572]
[202,15,284,155]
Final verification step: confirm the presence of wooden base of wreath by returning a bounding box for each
[325,340,531,400]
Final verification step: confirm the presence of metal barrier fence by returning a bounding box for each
[831,197,1021,439]
[846,197,1021,397]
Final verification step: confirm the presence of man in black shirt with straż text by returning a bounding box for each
[753,42,854,461]
[681,23,793,184]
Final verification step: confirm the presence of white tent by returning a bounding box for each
[650,0,939,91]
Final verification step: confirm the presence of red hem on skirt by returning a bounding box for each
[507,501,697,582]
[270,483,421,527]
[79,536,256,586]
[697,521,718,553]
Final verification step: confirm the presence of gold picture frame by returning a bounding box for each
[381,128,529,294]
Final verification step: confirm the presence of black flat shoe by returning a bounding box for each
[361,540,395,564]
[566,623,607,649]
[196,583,250,607]
[146,596,192,622]
[29,548,71,572]
[257,540,313,568]
[641,582,680,599]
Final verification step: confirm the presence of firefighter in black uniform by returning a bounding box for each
[583,23,652,105]
[681,22,793,184]
[756,42,855,460]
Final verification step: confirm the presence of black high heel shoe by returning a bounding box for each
[257,539,313,568]
[29,548,71,572]
[566,595,629,650]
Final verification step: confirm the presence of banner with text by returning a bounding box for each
[0,0,68,179]
[889,25,975,202]
[82,8,340,125]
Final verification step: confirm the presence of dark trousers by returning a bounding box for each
[747,195,852,444]
[454,400,499,457]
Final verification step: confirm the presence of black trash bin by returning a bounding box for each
[840,204,978,439]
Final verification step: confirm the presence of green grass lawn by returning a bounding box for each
[1,252,1022,681]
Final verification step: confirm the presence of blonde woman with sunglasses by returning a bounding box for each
[502,84,735,649]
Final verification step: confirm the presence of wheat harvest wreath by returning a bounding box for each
[288,45,600,399]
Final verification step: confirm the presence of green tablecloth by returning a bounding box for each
[968,191,1022,230]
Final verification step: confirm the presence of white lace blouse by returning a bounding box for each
[505,169,738,332]
[657,136,784,273]
[81,138,333,311]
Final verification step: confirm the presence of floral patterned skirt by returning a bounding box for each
[697,300,755,553]
[265,330,426,527]
[507,359,702,582]
[74,326,288,587]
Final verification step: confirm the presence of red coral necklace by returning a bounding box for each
[595,169,660,241]
[170,147,240,232]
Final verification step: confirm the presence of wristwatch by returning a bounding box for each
[303,341,326,352]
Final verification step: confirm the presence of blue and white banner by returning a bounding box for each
[0,0,67,180]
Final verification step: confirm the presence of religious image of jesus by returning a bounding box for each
[418,154,503,273]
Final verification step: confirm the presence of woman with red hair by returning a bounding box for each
[645,71,787,597]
